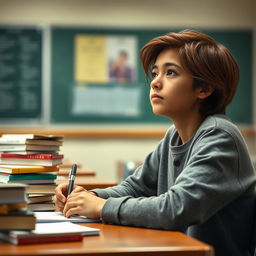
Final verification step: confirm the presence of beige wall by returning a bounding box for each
[0,0,255,28]
[0,0,255,181]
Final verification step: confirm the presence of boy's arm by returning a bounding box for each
[99,130,255,230]
[91,146,161,199]
[91,128,174,199]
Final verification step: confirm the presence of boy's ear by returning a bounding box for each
[197,85,215,99]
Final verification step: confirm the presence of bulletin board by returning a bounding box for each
[50,27,253,125]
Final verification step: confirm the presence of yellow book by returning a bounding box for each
[0,203,27,214]
[0,165,59,174]
[26,184,56,194]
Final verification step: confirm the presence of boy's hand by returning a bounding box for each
[53,183,85,212]
[63,188,106,219]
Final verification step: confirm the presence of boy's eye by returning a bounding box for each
[151,72,158,79]
[167,69,177,76]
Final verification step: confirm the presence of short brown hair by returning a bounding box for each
[140,30,240,117]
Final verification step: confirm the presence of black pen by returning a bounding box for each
[67,164,77,196]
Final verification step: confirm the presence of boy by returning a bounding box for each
[54,30,256,256]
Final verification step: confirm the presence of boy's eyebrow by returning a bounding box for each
[151,62,182,70]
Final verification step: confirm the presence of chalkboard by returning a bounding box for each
[0,26,43,123]
[50,27,252,125]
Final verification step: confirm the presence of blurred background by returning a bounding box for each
[0,0,255,181]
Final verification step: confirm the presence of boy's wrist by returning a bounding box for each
[97,198,106,220]
[89,191,98,196]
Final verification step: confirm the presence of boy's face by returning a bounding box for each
[150,48,202,119]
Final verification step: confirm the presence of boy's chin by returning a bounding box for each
[152,110,171,119]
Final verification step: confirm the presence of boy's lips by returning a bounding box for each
[151,94,164,100]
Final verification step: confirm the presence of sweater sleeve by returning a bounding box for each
[91,137,164,199]
[100,128,248,231]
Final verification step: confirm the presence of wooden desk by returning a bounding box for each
[0,223,214,256]
[58,168,96,177]
[57,176,118,190]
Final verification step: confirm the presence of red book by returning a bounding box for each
[0,153,64,160]
[8,234,83,245]
[0,153,64,167]
[0,233,83,245]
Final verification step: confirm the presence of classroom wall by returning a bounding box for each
[0,0,255,28]
[0,0,255,181]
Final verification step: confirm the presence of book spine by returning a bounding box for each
[0,153,63,160]
[0,166,59,174]
[8,173,57,181]
[16,234,83,245]
[0,203,27,214]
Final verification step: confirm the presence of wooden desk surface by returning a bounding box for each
[0,223,214,256]
[58,168,96,177]
[56,176,118,190]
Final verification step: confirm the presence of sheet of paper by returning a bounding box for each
[72,86,141,116]
[35,222,99,235]
[11,222,100,236]
[35,211,101,223]
[75,35,107,83]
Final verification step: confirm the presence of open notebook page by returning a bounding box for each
[35,211,101,223]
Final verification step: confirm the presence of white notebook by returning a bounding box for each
[35,211,101,223]
[14,222,99,236]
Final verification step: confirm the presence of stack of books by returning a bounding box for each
[0,134,64,212]
[0,183,36,231]
[0,221,100,245]
[0,184,100,245]
[0,134,63,154]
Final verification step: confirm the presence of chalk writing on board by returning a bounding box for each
[0,27,42,120]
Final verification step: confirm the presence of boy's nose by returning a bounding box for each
[150,79,162,90]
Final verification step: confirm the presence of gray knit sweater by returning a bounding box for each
[92,115,256,256]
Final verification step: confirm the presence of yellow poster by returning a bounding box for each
[75,35,107,83]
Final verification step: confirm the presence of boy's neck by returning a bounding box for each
[173,113,204,144]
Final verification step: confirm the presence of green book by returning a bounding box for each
[0,173,57,184]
